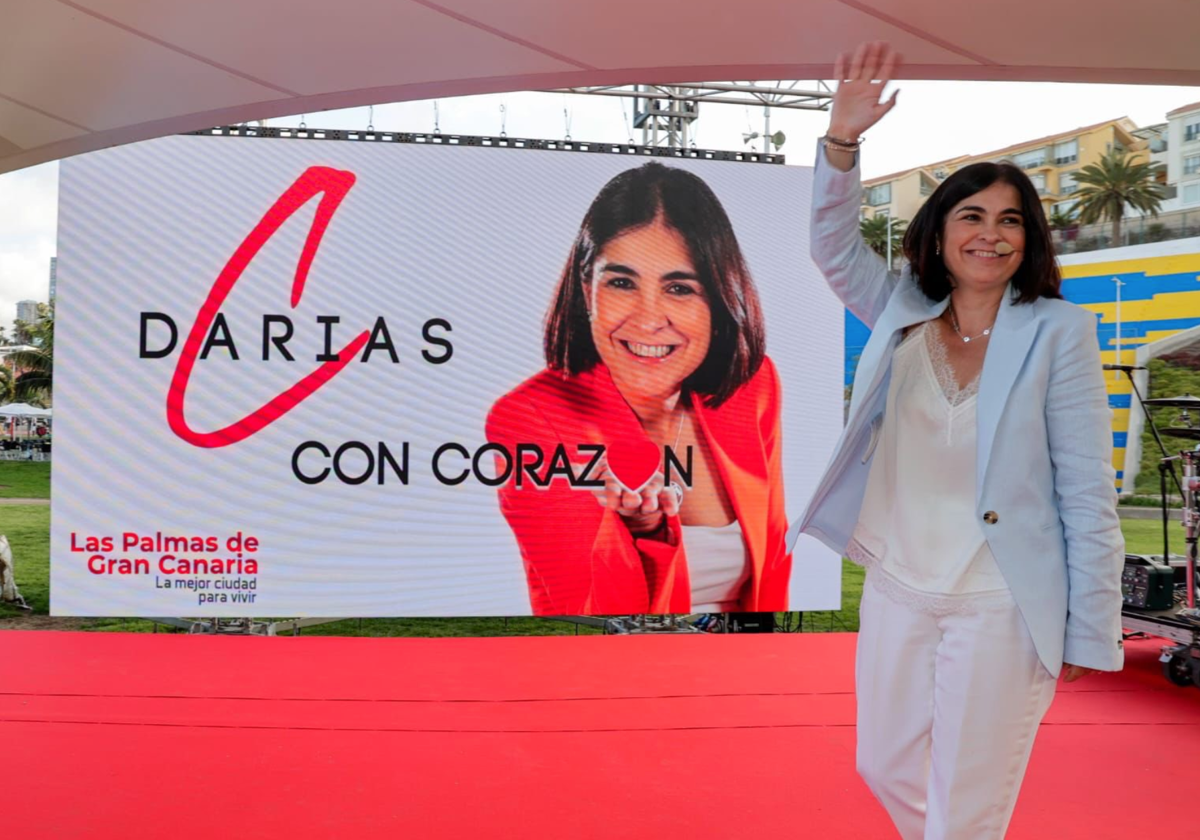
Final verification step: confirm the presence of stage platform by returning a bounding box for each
[2,630,1196,838]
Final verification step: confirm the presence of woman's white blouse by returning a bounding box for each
[849,322,1009,602]
[684,520,750,612]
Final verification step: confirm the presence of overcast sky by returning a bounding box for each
[2,78,1198,337]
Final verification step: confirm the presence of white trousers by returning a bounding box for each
[855,571,1057,840]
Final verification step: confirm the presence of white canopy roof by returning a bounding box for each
[0,402,51,418]
[3,0,1200,176]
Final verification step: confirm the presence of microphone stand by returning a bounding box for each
[1122,371,1200,694]
[1119,368,1182,561]
[1181,454,1199,617]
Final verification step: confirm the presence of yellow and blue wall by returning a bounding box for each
[843,240,1200,492]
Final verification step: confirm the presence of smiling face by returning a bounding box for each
[587,217,713,403]
[940,181,1027,294]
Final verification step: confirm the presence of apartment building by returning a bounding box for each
[860,117,1148,224]
[16,300,40,325]
[860,157,964,222]
[1167,101,1200,210]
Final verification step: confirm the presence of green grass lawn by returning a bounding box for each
[0,516,1155,636]
[0,460,51,498]
[0,497,865,634]
[0,460,866,634]
[0,458,1150,636]
[1120,518,1184,556]
[0,504,49,615]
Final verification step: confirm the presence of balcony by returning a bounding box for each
[1055,207,1200,255]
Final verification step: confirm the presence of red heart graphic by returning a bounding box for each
[606,434,662,493]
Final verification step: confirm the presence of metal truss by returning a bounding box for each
[188,125,786,164]
[553,82,833,111]
[550,82,833,149]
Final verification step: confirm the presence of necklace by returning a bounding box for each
[947,301,996,344]
[671,409,686,452]
[667,407,687,508]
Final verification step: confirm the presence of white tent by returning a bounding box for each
[0,403,52,418]
[3,0,1200,176]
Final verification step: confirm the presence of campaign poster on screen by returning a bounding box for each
[50,132,844,616]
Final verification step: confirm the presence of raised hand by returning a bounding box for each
[828,41,901,141]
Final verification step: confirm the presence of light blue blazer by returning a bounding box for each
[797,146,1125,676]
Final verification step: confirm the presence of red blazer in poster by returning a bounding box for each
[486,358,791,615]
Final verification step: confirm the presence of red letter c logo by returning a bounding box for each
[167,167,369,448]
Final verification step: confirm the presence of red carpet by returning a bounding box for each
[1,631,1196,838]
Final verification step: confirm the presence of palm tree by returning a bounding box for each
[860,215,908,263]
[1047,205,1077,232]
[7,302,53,407]
[0,364,14,404]
[1071,150,1167,245]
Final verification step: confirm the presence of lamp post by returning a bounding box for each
[1113,276,1125,381]
[886,214,893,270]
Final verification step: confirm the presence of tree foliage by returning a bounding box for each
[7,302,54,407]
[860,215,908,261]
[1071,149,1167,245]
[1135,357,1200,494]
[1047,205,1077,231]
[0,364,13,404]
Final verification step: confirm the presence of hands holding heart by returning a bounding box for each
[590,435,681,535]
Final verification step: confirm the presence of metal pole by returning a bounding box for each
[1183,453,1199,611]
[1161,460,1170,557]
[763,105,770,154]
[1113,277,1124,381]
[886,214,893,270]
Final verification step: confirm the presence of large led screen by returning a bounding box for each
[51,132,844,616]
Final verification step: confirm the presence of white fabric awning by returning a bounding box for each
[0,403,51,418]
[3,0,1199,176]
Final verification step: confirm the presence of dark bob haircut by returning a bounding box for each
[902,161,1062,304]
[544,162,766,408]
